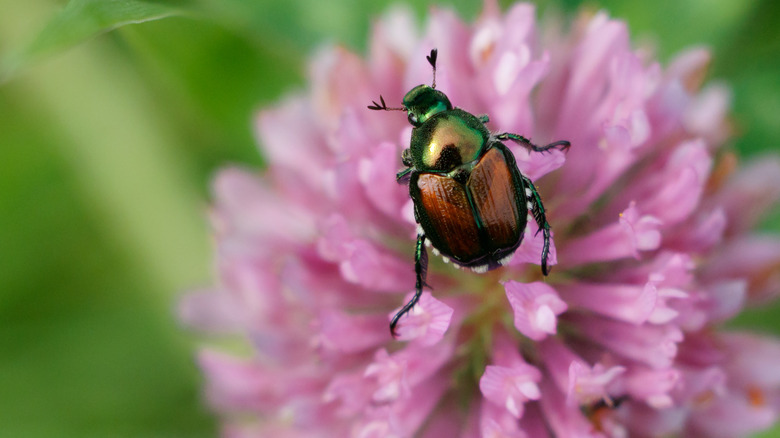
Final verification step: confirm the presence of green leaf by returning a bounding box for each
[1,0,190,82]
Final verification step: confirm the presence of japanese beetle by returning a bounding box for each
[369,49,570,336]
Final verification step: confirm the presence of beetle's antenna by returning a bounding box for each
[427,49,438,89]
[367,95,405,111]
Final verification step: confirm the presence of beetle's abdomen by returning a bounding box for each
[413,173,483,262]
[467,147,523,251]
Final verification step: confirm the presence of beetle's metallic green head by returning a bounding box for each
[402,85,452,127]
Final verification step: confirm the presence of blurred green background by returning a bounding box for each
[0,0,778,437]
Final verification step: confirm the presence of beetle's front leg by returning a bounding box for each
[522,176,552,276]
[390,233,428,337]
[497,132,570,154]
[396,149,414,185]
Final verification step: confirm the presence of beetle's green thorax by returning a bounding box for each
[409,108,490,172]
[402,85,452,126]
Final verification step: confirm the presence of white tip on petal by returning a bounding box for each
[505,281,567,340]
[534,304,558,334]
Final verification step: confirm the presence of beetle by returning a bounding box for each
[368,49,570,336]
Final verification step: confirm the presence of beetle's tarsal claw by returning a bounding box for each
[549,140,571,152]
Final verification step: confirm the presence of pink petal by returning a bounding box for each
[702,280,747,322]
[355,376,449,438]
[720,332,780,388]
[309,47,374,130]
[178,289,242,333]
[480,364,542,418]
[665,207,727,253]
[368,7,417,88]
[567,361,626,406]
[683,83,731,145]
[358,141,409,219]
[558,281,657,325]
[390,292,454,345]
[638,139,712,225]
[364,341,454,404]
[504,281,567,340]
[715,158,780,235]
[570,314,682,369]
[315,310,388,353]
[623,366,680,408]
[537,378,603,437]
[674,365,726,405]
[561,202,662,266]
[517,403,552,438]
[417,395,472,438]
[665,47,711,90]
[317,215,411,292]
[364,349,410,402]
[701,236,780,303]
[480,400,529,438]
[323,372,374,416]
[198,350,288,412]
[255,98,328,189]
[689,392,777,438]
[212,167,316,243]
[537,337,626,406]
[341,240,413,291]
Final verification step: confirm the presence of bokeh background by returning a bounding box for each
[0,0,778,437]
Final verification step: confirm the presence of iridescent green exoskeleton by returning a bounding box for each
[368,49,570,337]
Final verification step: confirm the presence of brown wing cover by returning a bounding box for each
[414,173,483,262]
[467,147,522,251]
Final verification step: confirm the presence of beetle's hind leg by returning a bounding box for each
[496,132,570,154]
[521,176,553,276]
[390,233,429,337]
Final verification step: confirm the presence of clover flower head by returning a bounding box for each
[181,2,780,436]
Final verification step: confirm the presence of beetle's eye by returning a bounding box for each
[408,112,419,125]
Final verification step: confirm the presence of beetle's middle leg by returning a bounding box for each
[390,233,429,337]
[496,132,570,154]
[521,176,552,276]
